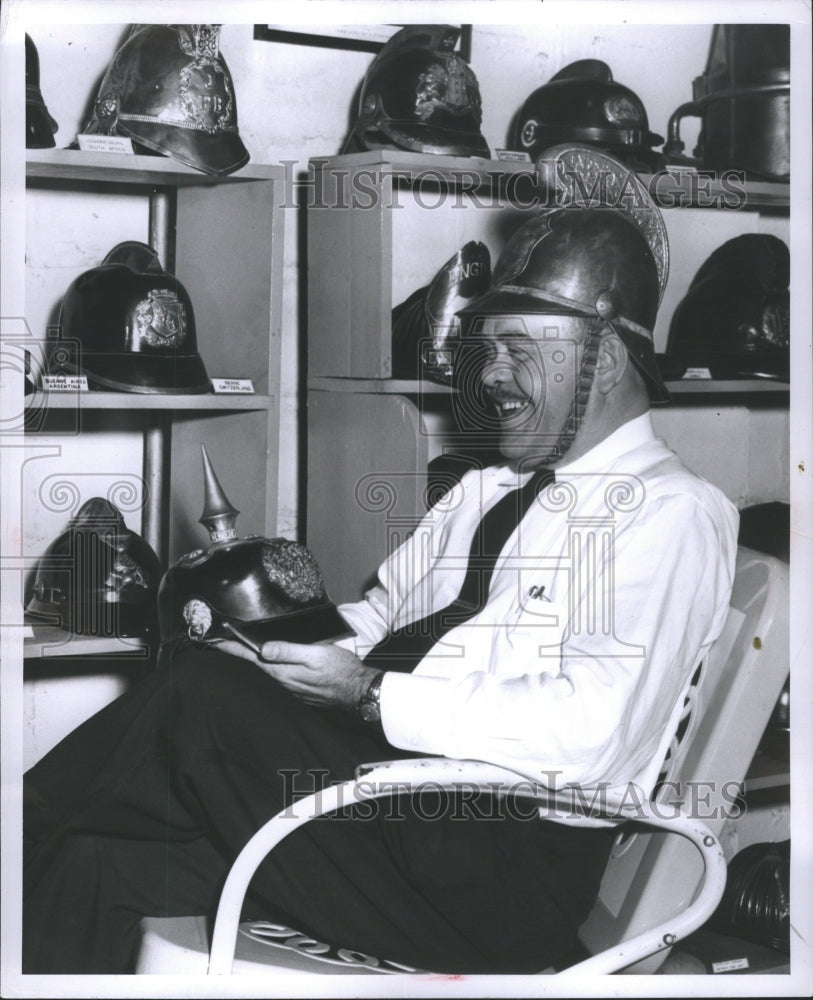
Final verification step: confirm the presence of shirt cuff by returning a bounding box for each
[380,671,456,754]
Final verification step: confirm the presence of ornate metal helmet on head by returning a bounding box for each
[52,241,211,394]
[344,25,490,158]
[26,498,162,640]
[157,447,353,658]
[663,234,789,382]
[455,145,670,460]
[512,60,664,171]
[82,24,249,176]
[459,144,670,396]
[26,34,59,148]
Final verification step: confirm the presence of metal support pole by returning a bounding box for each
[143,188,176,566]
[142,417,171,569]
[148,189,174,271]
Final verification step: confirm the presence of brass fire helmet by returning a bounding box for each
[26,34,58,148]
[663,234,789,381]
[157,447,353,662]
[512,60,665,171]
[26,498,162,639]
[343,25,490,158]
[81,24,249,176]
[53,241,211,394]
[455,145,670,462]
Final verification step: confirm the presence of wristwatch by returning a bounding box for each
[357,671,384,724]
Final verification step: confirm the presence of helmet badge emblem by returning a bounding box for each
[414,60,479,120]
[133,290,188,348]
[183,598,213,639]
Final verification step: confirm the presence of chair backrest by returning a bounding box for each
[577,545,789,972]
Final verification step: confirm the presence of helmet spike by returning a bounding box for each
[199,444,239,542]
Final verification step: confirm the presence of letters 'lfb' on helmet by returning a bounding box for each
[82,24,249,176]
[26,34,58,148]
[459,145,671,406]
[513,60,664,171]
[26,498,162,640]
[53,241,210,394]
[344,25,490,158]
[157,447,354,658]
[663,234,789,382]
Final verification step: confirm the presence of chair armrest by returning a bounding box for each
[208,757,727,976]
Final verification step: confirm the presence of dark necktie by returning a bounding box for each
[363,467,554,673]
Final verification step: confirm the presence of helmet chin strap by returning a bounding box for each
[539,318,603,465]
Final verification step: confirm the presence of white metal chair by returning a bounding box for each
[137,546,789,977]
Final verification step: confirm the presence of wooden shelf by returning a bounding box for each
[307,150,790,211]
[309,376,788,400]
[25,391,276,411]
[664,379,789,397]
[308,377,452,395]
[26,148,281,187]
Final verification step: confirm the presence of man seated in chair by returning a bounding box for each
[23,158,738,975]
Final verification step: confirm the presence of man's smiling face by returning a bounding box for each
[462,314,591,468]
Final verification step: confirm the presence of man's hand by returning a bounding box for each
[218,637,381,711]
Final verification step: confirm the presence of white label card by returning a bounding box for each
[77,134,135,155]
[712,957,749,973]
[42,375,88,392]
[682,367,713,380]
[494,149,532,162]
[211,378,255,394]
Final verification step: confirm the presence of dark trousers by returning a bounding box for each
[23,646,613,974]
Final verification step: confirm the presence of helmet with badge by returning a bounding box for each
[662,233,789,382]
[81,23,249,176]
[157,447,353,659]
[512,60,665,171]
[26,497,162,640]
[343,24,490,158]
[50,241,211,394]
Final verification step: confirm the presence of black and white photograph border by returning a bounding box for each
[1,0,811,997]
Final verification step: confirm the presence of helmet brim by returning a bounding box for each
[121,121,250,177]
[372,119,491,159]
[457,287,587,319]
[51,348,211,395]
[227,602,356,647]
[457,290,671,404]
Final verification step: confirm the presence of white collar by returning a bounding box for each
[492,412,657,487]
[555,412,657,476]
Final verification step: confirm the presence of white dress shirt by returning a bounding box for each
[337,413,739,807]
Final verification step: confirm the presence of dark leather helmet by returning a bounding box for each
[391,241,491,383]
[26,34,58,148]
[459,144,670,405]
[513,60,664,171]
[344,25,490,158]
[82,24,249,176]
[663,234,789,381]
[52,241,210,394]
[26,498,162,639]
[158,447,352,655]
